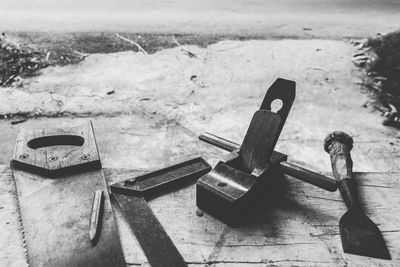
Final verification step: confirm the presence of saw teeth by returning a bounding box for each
[12,181,30,266]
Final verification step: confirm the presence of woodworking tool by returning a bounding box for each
[199,132,337,191]
[197,78,336,225]
[324,131,391,259]
[111,157,211,267]
[11,121,125,267]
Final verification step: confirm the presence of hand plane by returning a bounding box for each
[197,78,337,224]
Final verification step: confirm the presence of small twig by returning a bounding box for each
[72,49,89,58]
[45,51,51,62]
[116,33,148,55]
[172,35,199,59]
[11,118,27,125]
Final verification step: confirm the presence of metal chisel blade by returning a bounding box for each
[340,210,391,259]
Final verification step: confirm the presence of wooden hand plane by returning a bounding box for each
[197,78,297,224]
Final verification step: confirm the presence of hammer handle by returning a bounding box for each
[200,132,337,192]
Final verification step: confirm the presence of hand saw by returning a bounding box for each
[11,121,125,267]
[111,157,211,267]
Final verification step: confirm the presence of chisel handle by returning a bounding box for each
[200,132,337,191]
[324,131,360,210]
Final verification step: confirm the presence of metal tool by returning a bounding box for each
[11,121,125,267]
[324,131,391,259]
[199,132,337,191]
[111,157,211,267]
[197,78,336,225]
[197,78,294,224]
[89,190,104,244]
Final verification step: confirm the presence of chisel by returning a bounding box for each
[324,131,391,259]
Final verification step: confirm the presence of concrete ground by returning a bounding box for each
[1,0,400,39]
[1,1,400,172]
[1,40,399,173]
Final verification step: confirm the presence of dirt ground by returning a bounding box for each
[1,38,399,173]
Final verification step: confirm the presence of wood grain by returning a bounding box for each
[1,166,399,266]
[12,121,101,177]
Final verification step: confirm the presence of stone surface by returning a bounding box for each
[1,40,399,172]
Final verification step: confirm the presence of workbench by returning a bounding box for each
[0,165,398,266]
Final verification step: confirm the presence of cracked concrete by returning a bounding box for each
[1,39,399,172]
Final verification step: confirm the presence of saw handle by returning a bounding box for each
[200,132,337,191]
[324,131,361,210]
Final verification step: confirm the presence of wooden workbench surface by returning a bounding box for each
[0,165,398,266]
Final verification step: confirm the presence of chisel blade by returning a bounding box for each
[339,210,391,259]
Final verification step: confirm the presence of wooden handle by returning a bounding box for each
[11,121,101,177]
[324,131,360,210]
[199,132,239,152]
[200,132,337,191]
[324,131,354,182]
[279,161,337,192]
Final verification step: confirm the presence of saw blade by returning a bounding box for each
[11,168,29,267]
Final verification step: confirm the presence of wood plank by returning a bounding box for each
[1,166,399,266]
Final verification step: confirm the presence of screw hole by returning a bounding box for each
[49,156,58,162]
[271,99,283,113]
[81,154,90,160]
[217,182,227,187]
[19,154,29,160]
